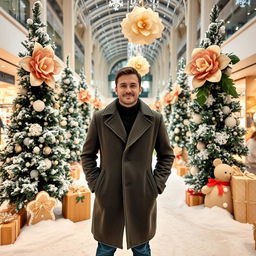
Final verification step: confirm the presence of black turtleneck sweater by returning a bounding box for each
[117,100,140,136]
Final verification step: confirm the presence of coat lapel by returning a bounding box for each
[103,99,127,143]
[125,100,153,149]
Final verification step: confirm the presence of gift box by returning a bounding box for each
[0,211,20,245]
[6,205,27,229]
[185,189,205,207]
[176,165,189,176]
[62,185,91,222]
[69,162,81,180]
[231,172,256,224]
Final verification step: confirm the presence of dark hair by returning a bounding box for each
[115,67,141,87]
[251,131,256,139]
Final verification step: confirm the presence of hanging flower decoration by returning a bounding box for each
[163,92,172,105]
[121,6,164,45]
[92,98,102,110]
[184,45,230,88]
[127,56,150,76]
[154,100,162,111]
[19,42,63,88]
[78,89,91,104]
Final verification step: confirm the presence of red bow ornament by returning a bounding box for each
[206,178,230,195]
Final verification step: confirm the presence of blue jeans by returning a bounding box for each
[96,242,151,256]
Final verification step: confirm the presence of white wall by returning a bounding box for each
[222,17,256,60]
[0,8,27,57]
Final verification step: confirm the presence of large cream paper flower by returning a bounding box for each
[185,45,230,88]
[121,6,164,45]
[127,56,150,76]
[19,42,63,88]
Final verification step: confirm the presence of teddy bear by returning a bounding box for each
[201,159,235,214]
[173,146,188,165]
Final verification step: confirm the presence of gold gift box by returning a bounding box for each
[231,174,256,224]
[185,189,205,207]
[0,212,20,245]
[62,186,91,222]
[176,165,189,177]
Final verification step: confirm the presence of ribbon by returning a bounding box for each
[187,188,204,196]
[206,178,230,195]
[0,212,17,225]
[31,200,54,221]
[69,185,87,194]
[76,196,85,204]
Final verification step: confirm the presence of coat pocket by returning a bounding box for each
[94,170,105,194]
[147,170,158,198]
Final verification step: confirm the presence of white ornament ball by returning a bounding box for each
[233,132,237,135]
[39,144,43,148]
[62,97,66,101]
[225,95,232,104]
[190,166,199,176]
[174,128,180,134]
[6,158,11,163]
[183,119,190,126]
[44,159,52,170]
[25,162,30,167]
[222,106,231,115]
[43,147,52,155]
[18,122,22,125]
[186,131,191,137]
[196,142,205,151]
[15,145,22,153]
[33,147,40,154]
[54,160,58,165]
[23,137,30,146]
[30,170,39,179]
[60,120,67,127]
[225,116,236,128]
[44,122,48,126]
[175,114,180,119]
[38,137,45,143]
[64,79,70,84]
[66,148,70,154]
[76,151,81,155]
[66,132,72,139]
[74,138,79,144]
[175,136,179,142]
[16,104,21,110]
[33,100,45,112]
[192,114,202,124]
[69,108,74,113]
[27,18,33,25]
[71,152,76,156]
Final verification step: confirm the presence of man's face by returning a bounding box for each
[115,74,142,107]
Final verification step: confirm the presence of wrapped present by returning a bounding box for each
[0,211,20,245]
[231,171,256,224]
[176,165,189,176]
[5,205,27,229]
[62,185,91,222]
[69,162,81,180]
[185,189,205,207]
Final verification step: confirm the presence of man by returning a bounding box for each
[81,67,174,256]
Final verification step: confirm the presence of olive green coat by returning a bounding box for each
[81,99,174,249]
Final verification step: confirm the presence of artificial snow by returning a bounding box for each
[0,158,254,256]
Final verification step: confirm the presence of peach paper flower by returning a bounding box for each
[19,42,63,88]
[78,89,91,104]
[163,92,172,105]
[127,56,150,76]
[169,84,183,104]
[154,100,162,111]
[92,98,102,109]
[121,6,164,45]
[185,45,230,88]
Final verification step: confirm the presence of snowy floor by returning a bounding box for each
[0,159,255,256]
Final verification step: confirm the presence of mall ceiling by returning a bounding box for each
[77,0,185,67]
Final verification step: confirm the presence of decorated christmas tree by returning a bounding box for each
[0,2,70,210]
[163,78,173,130]
[169,58,190,150]
[184,5,248,192]
[58,58,85,163]
[78,71,91,135]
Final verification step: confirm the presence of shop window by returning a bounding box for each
[0,0,29,27]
